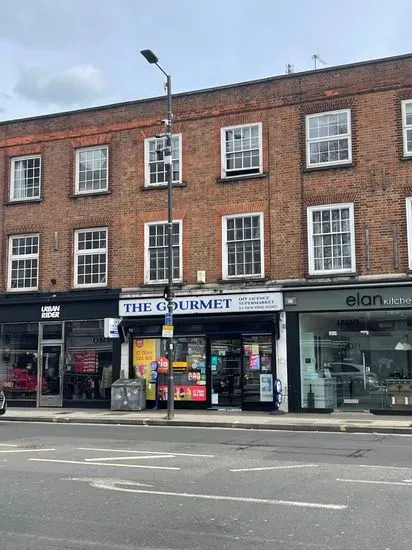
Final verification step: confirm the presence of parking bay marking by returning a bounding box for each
[67,477,347,510]
[29,458,180,470]
[230,464,319,473]
[0,448,56,453]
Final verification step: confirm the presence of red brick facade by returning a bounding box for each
[2,53,412,294]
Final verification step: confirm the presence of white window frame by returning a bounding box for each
[220,123,263,179]
[401,100,412,157]
[74,227,108,288]
[306,109,352,168]
[75,146,109,194]
[144,134,182,187]
[7,234,39,291]
[222,212,264,279]
[406,198,412,268]
[144,220,183,284]
[10,155,41,201]
[307,203,356,275]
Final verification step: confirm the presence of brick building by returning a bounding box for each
[1,53,412,412]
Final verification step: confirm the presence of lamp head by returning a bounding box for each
[141,49,158,64]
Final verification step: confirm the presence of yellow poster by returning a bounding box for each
[133,339,157,400]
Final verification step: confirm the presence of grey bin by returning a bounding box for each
[111,379,146,411]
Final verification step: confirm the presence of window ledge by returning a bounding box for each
[306,272,358,279]
[217,277,269,284]
[70,190,112,199]
[4,198,42,205]
[70,286,109,292]
[401,155,412,162]
[140,182,187,191]
[303,163,354,173]
[217,173,268,184]
[142,281,185,288]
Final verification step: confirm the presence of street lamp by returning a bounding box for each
[140,49,175,420]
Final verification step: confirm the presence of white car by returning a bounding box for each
[326,362,380,390]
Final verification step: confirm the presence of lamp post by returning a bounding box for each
[140,49,174,420]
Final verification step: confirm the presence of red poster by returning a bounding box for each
[73,351,97,373]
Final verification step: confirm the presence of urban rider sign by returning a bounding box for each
[119,292,283,317]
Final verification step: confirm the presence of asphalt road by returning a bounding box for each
[0,422,411,550]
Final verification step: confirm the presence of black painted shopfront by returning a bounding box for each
[285,284,412,414]
[119,291,283,411]
[0,290,120,408]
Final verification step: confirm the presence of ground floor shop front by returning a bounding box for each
[0,290,120,407]
[285,284,412,413]
[118,290,285,411]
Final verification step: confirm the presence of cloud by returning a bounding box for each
[13,65,106,107]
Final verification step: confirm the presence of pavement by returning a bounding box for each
[2,406,412,434]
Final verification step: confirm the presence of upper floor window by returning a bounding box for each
[222,213,264,278]
[307,203,355,275]
[306,110,352,168]
[75,146,108,194]
[221,123,262,178]
[74,228,108,287]
[10,155,41,201]
[144,221,182,283]
[144,135,182,186]
[405,198,412,268]
[8,234,39,291]
[402,100,412,157]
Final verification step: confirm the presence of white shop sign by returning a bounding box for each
[104,317,121,338]
[119,292,283,317]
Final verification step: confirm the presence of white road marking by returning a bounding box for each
[0,444,19,447]
[66,477,153,488]
[336,478,412,487]
[230,464,318,473]
[69,478,347,510]
[29,458,180,470]
[359,464,412,471]
[84,455,175,462]
[0,448,56,453]
[78,447,214,458]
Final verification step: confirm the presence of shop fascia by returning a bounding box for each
[119,291,283,317]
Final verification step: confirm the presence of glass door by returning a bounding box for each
[38,344,63,407]
[210,338,242,407]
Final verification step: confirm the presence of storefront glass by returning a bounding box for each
[63,320,113,402]
[0,323,39,401]
[299,311,412,411]
[133,337,207,403]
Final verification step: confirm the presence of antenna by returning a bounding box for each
[285,63,294,74]
[312,54,326,70]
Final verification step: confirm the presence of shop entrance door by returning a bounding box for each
[210,338,242,407]
[38,344,63,407]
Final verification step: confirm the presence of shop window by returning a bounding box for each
[299,312,412,411]
[144,135,182,186]
[306,110,352,168]
[8,234,39,291]
[63,320,113,401]
[74,227,108,287]
[0,323,39,401]
[75,146,108,194]
[133,337,207,402]
[10,155,41,201]
[307,203,355,275]
[221,123,262,178]
[144,221,182,283]
[222,213,264,279]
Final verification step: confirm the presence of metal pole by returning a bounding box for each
[164,73,174,420]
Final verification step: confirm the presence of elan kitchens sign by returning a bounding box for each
[119,292,283,317]
[284,287,412,312]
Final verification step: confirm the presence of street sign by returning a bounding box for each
[164,312,172,325]
[162,325,174,338]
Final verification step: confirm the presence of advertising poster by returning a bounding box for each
[249,354,260,370]
[133,339,157,400]
[73,351,97,373]
[260,374,273,402]
[158,385,207,402]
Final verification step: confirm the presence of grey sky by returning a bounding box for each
[0,0,410,121]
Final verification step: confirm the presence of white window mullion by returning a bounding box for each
[306,110,352,168]
[74,228,108,288]
[144,221,182,283]
[221,123,262,178]
[222,213,264,279]
[8,234,39,291]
